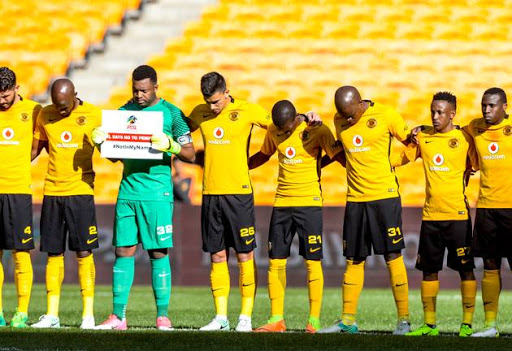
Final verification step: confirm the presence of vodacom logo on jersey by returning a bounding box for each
[2,128,14,140]
[0,127,18,145]
[430,153,449,172]
[484,142,505,160]
[57,131,79,148]
[208,127,230,145]
[348,134,370,153]
[283,146,302,164]
[285,146,295,159]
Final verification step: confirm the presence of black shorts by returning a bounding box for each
[201,194,256,253]
[343,197,405,258]
[268,206,323,260]
[416,220,474,272]
[40,195,99,253]
[473,208,512,258]
[0,194,34,250]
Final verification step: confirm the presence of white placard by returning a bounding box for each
[100,110,163,159]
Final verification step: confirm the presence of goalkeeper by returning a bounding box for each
[93,65,195,330]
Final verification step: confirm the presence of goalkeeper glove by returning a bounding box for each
[91,127,107,146]
[151,132,182,155]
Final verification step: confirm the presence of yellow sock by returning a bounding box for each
[482,269,501,326]
[268,258,287,318]
[386,256,409,320]
[461,280,476,325]
[341,260,364,325]
[238,259,256,317]
[77,254,95,318]
[46,256,64,317]
[421,280,439,326]
[306,260,323,319]
[0,253,3,314]
[210,262,230,317]
[13,251,33,314]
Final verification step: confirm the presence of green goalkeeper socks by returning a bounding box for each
[151,256,171,317]
[112,256,135,319]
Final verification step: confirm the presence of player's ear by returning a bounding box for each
[14,85,19,94]
[225,89,230,98]
[154,83,159,91]
[503,102,508,111]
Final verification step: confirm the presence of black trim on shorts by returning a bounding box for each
[268,206,323,260]
[0,194,34,250]
[40,195,98,253]
[343,197,404,258]
[473,208,512,258]
[201,194,256,253]
[415,220,474,272]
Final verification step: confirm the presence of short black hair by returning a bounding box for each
[272,100,296,128]
[201,72,226,97]
[132,65,157,84]
[433,91,456,111]
[0,67,16,91]
[484,87,507,103]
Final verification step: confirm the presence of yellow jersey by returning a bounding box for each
[335,101,409,202]
[0,97,41,194]
[188,98,270,195]
[396,127,473,220]
[34,100,101,196]
[261,122,343,207]
[465,117,512,208]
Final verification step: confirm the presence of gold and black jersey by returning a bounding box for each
[188,98,271,195]
[261,122,342,207]
[335,101,409,202]
[465,117,512,209]
[396,127,473,220]
[34,100,101,196]
[0,97,41,194]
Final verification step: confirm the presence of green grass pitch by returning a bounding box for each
[0,283,511,350]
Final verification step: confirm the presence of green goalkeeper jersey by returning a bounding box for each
[117,98,190,202]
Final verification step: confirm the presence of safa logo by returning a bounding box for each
[127,115,137,130]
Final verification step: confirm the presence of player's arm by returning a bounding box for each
[391,143,419,167]
[151,132,195,163]
[31,138,47,161]
[249,128,275,169]
[462,126,478,186]
[248,151,271,169]
[387,109,413,146]
[32,109,48,160]
[321,151,346,168]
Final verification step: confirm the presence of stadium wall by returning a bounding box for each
[7,205,510,289]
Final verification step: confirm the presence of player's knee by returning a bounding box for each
[423,272,438,281]
[347,257,365,265]
[115,246,136,258]
[148,248,167,259]
[483,258,500,270]
[48,252,64,257]
[459,270,475,280]
[236,251,254,263]
[76,250,92,258]
[384,251,402,262]
[211,250,227,263]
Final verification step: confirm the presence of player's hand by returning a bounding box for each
[305,111,323,127]
[151,132,182,155]
[91,127,107,146]
[408,125,425,145]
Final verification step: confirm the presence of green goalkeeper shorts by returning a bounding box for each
[114,200,174,250]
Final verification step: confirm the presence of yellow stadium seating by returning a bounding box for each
[97,0,512,206]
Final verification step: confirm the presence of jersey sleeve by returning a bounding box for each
[250,103,271,129]
[260,129,276,156]
[391,143,419,167]
[462,126,479,171]
[186,105,201,132]
[33,109,47,141]
[317,125,343,158]
[387,108,409,142]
